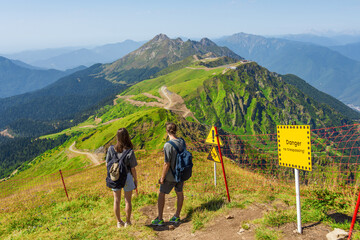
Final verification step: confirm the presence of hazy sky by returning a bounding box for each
[1,0,359,52]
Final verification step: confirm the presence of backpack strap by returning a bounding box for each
[180,138,186,150]
[166,139,186,181]
[167,140,180,153]
[111,146,132,169]
[167,138,186,153]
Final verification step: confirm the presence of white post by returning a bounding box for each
[294,168,302,234]
[214,162,217,186]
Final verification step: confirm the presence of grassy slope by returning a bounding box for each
[124,61,351,136]
[122,65,225,98]
[2,149,359,239]
[76,108,179,151]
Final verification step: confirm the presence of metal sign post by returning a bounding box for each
[207,145,221,187]
[214,162,217,186]
[295,168,302,234]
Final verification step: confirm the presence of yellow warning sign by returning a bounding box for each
[205,126,224,146]
[277,125,312,171]
[207,146,221,163]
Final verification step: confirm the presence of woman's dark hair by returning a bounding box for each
[166,122,177,135]
[115,128,133,153]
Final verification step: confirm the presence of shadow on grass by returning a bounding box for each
[327,212,354,224]
[303,221,321,229]
[145,198,225,232]
[182,198,225,223]
[145,222,180,232]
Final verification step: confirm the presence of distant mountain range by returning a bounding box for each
[5,33,360,108]
[215,33,360,106]
[275,33,360,46]
[278,33,360,62]
[3,47,79,63]
[0,34,242,137]
[4,40,144,70]
[330,42,360,62]
[0,56,86,98]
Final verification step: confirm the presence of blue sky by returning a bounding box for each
[0,0,359,52]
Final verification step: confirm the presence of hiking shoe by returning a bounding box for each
[169,216,180,224]
[117,221,125,228]
[124,222,132,227]
[151,218,164,226]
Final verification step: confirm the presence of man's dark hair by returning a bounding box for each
[166,122,177,135]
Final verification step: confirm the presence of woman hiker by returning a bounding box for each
[106,128,138,228]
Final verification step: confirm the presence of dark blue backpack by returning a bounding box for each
[167,138,193,182]
[106,146,131,189]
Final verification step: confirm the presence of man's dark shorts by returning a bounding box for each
[160,181,184,194]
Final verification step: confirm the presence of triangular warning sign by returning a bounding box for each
[205,126,224,146]
[207,146,221,163]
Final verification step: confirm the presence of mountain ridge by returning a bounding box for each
[330,42,360,62]
[0,56,85,98]
[100,34,242,83]
[215,32,360,106]
[121,58,355,135]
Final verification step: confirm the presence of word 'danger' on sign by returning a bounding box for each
[207,146,221,163]
[277,125,312,171]
[205,126,224,146]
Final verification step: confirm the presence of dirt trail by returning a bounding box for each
[116,87,199,122]
[79,118,122,129]
[0,129,14,138]
[140,198,332,240]
[0,169,18,182]
[140,196,194,239]
[140,196,263,240]
[68,142,101,165]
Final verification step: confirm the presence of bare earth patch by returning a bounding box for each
[79,118,122,129]
[0,129,14,138]
[68,142,103,165]
[280,222,331,240]
[115,86,199,122]
[139,197,333,240]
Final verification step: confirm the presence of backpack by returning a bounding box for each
[167,138,193,182]
[106,146,131,189]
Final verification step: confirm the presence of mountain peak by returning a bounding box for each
[151,33,170,42]
[200,38,216,46]
[102,34,243,83]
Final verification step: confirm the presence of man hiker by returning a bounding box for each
[151,122,185,226]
